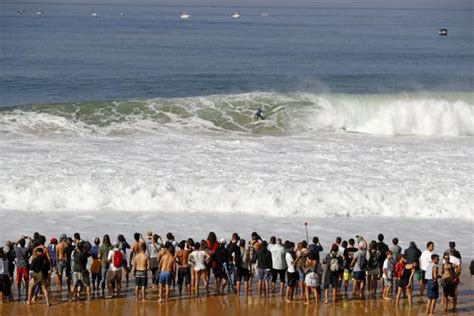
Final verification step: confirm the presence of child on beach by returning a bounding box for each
[382,250,394,300]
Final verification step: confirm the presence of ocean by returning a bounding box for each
[0,4,473,254]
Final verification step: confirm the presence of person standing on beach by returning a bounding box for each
[106,242,123,298]
[189,241,210,296]
[376,234,389,290]
[285,242,298,302]
[425,254,440,314]
[206,232,219,288]
[235,239,251,296]
[268,237,287,296]
[214,238,229,294]
[99,234,113,297]
[90,238,101,294]
[342,238,357,293]
[147,233,162,288]
[26,248,51,306]
[382,250,394,300]
[441,253,460,312]
[117,235,131,288]
[0,247,12,303]
[322,244,343,304]
[420,241,434,296]
[350,240,367,297]
[389,237,402,293]
[14,236,32,301]
[256,241,272,298]
[158,243,175,303]
[404,242,421,286]
[367,241,381,295]
[395,262,416,307]
[132,242,149,301]
[175,240,192,297]
[225,233,240,292]
[70,241,91,302]
[294,241,309,299]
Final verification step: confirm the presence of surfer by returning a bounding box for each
[255,108,265,121]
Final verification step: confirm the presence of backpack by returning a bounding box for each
[359,253,368,271]
[30,255,45,273]
[368,251,379,269]
[469,260,474,276]
[329,254,340,272]
[73,251,85,272]
[112,250,124,268]
[305,271,321,288]
[308,244,319,260]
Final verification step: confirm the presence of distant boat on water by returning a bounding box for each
[120,12,125,17]
[260,12,269,17]
[232,12,240,19]
[91,12,98,17]
[180,12,190,19]
[438,28,448,36]
[36,10,44,15]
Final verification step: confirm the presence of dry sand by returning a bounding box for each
[1,264,472,316]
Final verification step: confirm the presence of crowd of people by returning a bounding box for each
[0,230,465,314]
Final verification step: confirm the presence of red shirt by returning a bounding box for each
[394,261,405,278]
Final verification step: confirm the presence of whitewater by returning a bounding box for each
[1,91,473,256]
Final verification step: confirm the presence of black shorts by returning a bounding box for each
[178,267,191,286]
[443,283,456,298]
[287,271,298,287]
[135,271,148,288]
[235,266,250,282]
[213,266,226,279]
[271,269,286,284]
[324,272,339,289]
[421,270,427,285]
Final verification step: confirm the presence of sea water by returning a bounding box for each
[0,4,473,254]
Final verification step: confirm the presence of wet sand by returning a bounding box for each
[1,264,472,316]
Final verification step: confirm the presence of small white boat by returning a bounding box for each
[36,10,44,15]
[438,28,448,36]
[180,12,190,19]
[232,12,240,19]
[260,12,269,17]
[120,12,125,17]
[91,12,97,17]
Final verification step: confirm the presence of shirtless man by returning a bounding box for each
[175,240,192,297]
[158,243,176,303]
[56,234,68,293]
[132,243,150,301]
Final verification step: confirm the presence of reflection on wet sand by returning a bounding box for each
[1,264,472,316]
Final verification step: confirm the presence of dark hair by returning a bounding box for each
[378,234,384,242]
[38,235,46,245]
[239,239,246,247]
[194,242,200,250]
[426,241,434,248]
[134,233,140,242]
[118,234,125,242]
[19,239,26,247]
[232,233,239,240]
[392,238,399,245]
[336,237,342,243]
[301,240,307,248]
[140,243,146,252]
[103,234,111,246]
[349,238,355,246]
[251,232,259,240]
[178,240,186,249]
[207,232,217,247]
[270,236,276,244]
[341,240,348,248]
[187,238,195,248]
[312,236,319,244]
[449,241,456,249]
[369,241,377,251]
[168,245,175,255]
[153,234,159,242]
[74,233,81,240]
[331,244,339,253]
[431,254,439,260]
[164,241,171,249]
[94,238,100,245]
[166,233,174,240]
[200,240,207,250]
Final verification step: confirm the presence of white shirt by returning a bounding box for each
[190,250,206,271]
[269,244,287,270]
[107,249,123,272]
[420,249,433,271]
[286,252,296,273]
[0,259,8,275]
[382,258,394,279]
[444,255,461,266]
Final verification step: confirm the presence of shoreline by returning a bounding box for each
[1,263,473,315]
